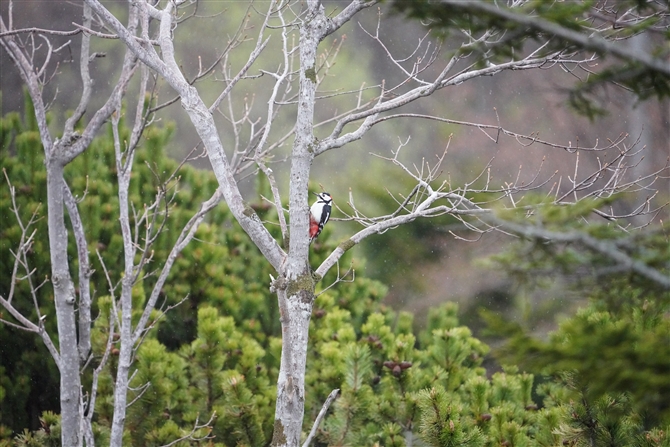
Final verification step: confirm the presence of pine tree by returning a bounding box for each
[4,103,670,446]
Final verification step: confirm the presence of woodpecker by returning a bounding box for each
[309,192,332,243]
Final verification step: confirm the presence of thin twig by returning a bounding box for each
[302,389,340,447]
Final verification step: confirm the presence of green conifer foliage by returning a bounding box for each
[485,298,670,427]
[416,386,486,447]
[312,301,538,447]
[1,103,62,431]
[4,105,670,446]
[0,103,273,438]
[482,198,670,428]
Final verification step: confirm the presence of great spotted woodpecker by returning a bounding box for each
[309,192,332,243]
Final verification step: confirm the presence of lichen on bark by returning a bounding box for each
[271,419,286,447]
[286,272,315,298]
[304,67,317,83]
[339,238,356,252]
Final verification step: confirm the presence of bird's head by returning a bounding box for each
[314,192,332,204]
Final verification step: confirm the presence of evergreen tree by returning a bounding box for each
[4,105,670,446]
[480,200,670,429]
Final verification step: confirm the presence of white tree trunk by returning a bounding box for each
[109,132,135,446]
[272,287,314,446]
[269,3,329,444]
[46,160,82,447]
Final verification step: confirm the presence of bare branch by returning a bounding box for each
[438,0,670,77]
[316,135,668,281]
[133,188,223,343]
[84,311,115,444]
[493,218,670,289]
[302,389,340,447]
[86,0,286,270]
[209,1,273,113]
[0,169,61,368]
[0,16,54,151]
[314,46,588,155]
[316,262,355,297]
[159,413,216,447]
[63,182,93,362]
[0,27,81,38]
[327,0,379,37]
[63,3,93,135]
[366,113,628,152]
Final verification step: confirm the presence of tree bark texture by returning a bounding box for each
[46,159,82,447]
[270,2,328,445]
[271,287,314,446]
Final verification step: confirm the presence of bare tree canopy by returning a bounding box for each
[1,0,668,445]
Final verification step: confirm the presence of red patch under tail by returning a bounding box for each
[309,219,320,240]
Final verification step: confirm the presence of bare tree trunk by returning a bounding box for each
[109,156,134,446]
[269,2,325,445]
[272,287,314,446]
[46,160,82,447]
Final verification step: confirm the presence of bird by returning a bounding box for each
[309,192,332,243]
